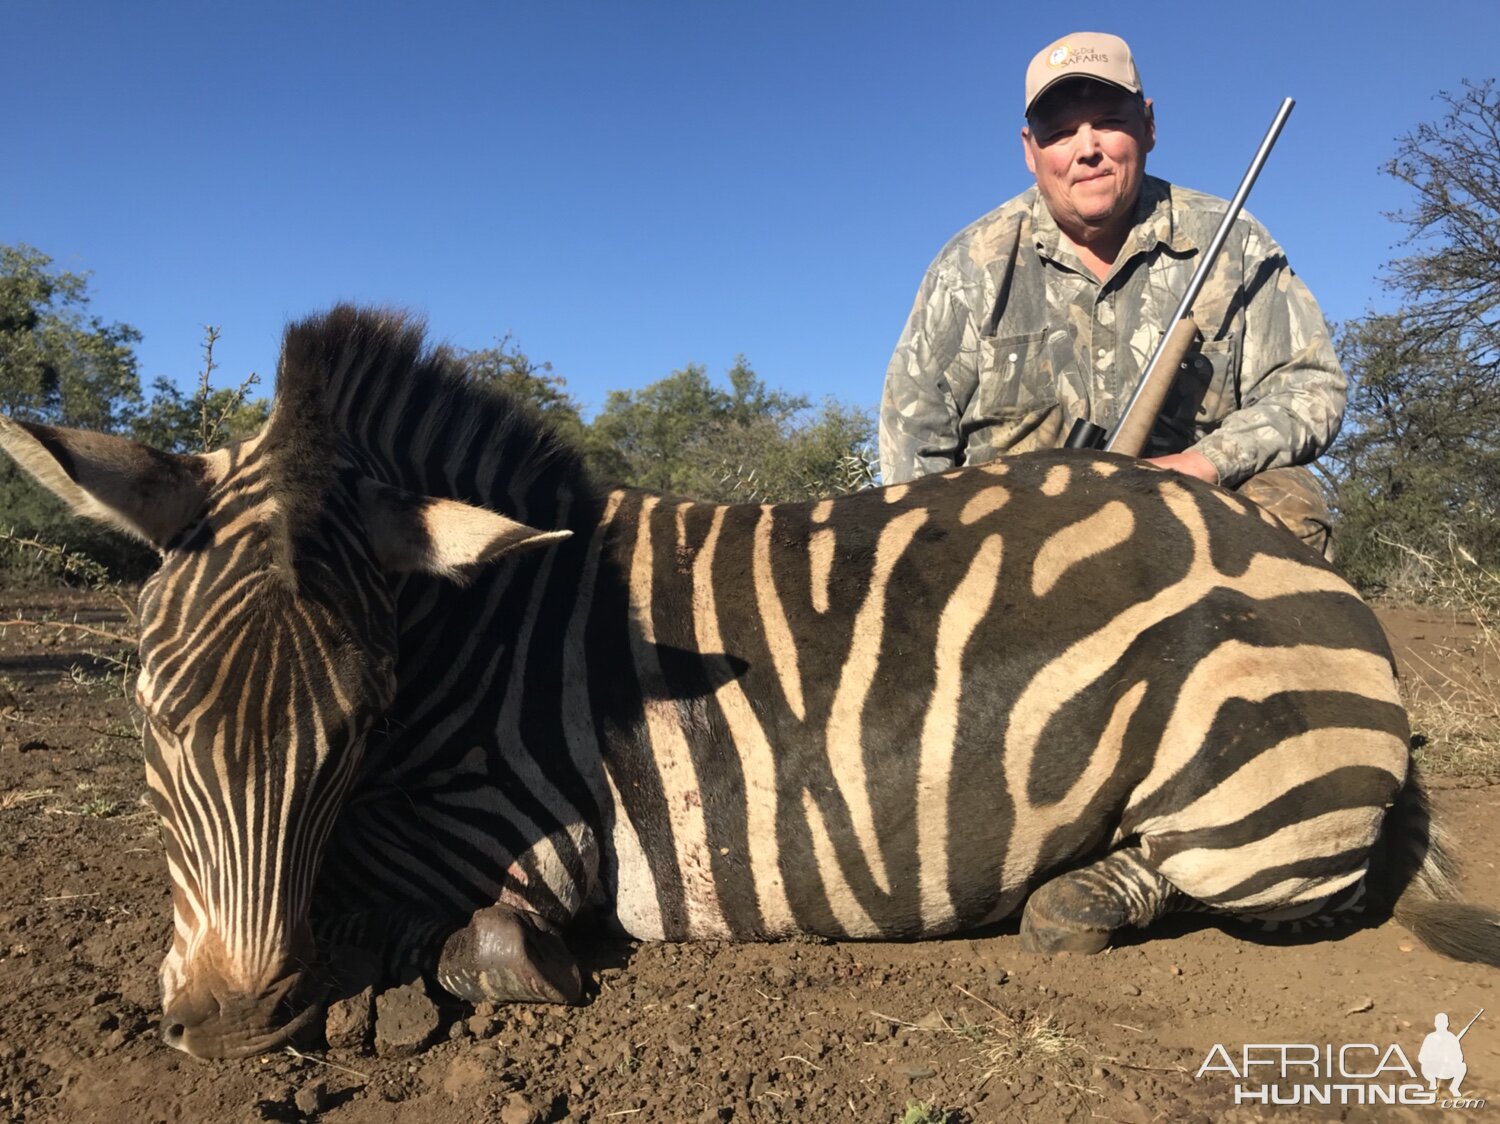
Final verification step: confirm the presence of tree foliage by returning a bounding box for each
[1329,81,1500,592]
[1328,315,1500,589]
[589,357,874,501]
[455,336,590,450]
[1382,80,1500,381]
[0,249,269,580]
[133,327,269,454]
[132,376,270,454]
[0,245,143,431]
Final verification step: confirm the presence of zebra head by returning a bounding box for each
[0,313,568,1058]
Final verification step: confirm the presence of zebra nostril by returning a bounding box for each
[162,1020,186,1045]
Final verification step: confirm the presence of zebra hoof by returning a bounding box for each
[436,905,582,1005]
[1018,918,1112,955]
[1019,881,1116,955]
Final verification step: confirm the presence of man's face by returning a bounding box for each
[1022,82,1155,243]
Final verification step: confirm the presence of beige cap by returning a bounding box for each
[1024,32,1142,116]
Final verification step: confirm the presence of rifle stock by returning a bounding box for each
[1106,317,1201,457]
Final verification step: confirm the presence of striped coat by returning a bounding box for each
[1,306,1493,1060]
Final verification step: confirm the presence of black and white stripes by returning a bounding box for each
[7,304,1491,1063]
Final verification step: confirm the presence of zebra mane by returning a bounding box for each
[263,305,591,535]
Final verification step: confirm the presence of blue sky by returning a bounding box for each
[7,1,1498,420]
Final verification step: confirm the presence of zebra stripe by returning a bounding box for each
[17,307,1486,1062]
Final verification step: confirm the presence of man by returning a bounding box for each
[878,31,1343,557]
[1418,1012,1468,1097]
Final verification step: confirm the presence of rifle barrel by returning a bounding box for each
[1456,1007,1485,1040]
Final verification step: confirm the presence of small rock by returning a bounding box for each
[1346,997,1375,1015]
[1169,964,1183,977]
[325,986,375,1053]
[442,1054,493,1099]
[498,1092,542,1124]
[293,1080,328,1116]
[895,1061,936,1080]
[466,1013,499,1038]
[1121,983,1141,996]
[374,982,442,1058]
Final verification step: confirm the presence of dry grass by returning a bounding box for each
[973,1010,1089,1086]
[1373,534,1500,778]
[873,984,1098,1108]
[0,541,139,706]
[0,788,55,811]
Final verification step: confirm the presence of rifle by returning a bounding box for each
[1064,97,1297,456]
[1456,1008,1484,1040]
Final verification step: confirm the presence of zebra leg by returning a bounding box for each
[1020,846,1186,954]
[435,904,583,1005]
[314,906,453,990]
[314,902,581,1004]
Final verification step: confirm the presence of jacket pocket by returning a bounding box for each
[967,329,1062,456]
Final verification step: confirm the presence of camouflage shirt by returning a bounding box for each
[878,175,1345,488]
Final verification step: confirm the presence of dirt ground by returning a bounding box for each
[0,589,1495,1124]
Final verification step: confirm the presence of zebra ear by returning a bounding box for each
[0,416,220,550]
[357,479,571,581]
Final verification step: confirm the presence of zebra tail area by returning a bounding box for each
[1371,766,1500,967]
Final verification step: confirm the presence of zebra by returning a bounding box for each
[1,306,1495,1061]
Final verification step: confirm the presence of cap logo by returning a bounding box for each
[1047,43,1111,70]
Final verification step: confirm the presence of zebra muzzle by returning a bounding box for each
[161,969,327,1060]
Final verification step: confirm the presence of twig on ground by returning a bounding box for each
[283,1045,370,1081]
[780,1054,823,1072]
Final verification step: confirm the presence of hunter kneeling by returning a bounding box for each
[879,30,1342,558]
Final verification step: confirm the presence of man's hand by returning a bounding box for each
[1144,450,1220,485]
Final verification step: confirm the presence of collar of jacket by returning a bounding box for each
[1026,176,1197,264]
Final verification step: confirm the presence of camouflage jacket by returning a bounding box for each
[878,176,1345,488]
